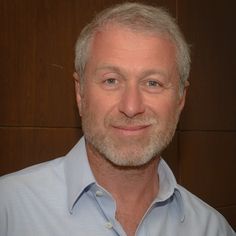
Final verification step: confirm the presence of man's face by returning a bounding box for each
[75,25,186,167]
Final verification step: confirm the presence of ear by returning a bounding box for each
[178,80,190,112]
[73,72,82,116]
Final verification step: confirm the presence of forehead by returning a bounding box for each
[92,23,175,51]
[86,24,177,75]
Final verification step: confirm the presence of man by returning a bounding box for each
[0,2,235,236]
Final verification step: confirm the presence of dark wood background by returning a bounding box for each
[1,0,235,230]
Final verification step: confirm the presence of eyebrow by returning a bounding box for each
[95,65,123,74]
[139,69,168,79]
[95,64,168,79]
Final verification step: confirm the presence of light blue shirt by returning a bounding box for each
[0,137,235,235]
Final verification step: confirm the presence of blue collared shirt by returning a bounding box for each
[0,137,235,235]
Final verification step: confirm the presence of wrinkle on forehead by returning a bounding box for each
[85,23,179,86]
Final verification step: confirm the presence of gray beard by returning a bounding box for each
[82,113,179,167]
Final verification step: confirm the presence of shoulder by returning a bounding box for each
[178,184,222,217]
[0,157,65,201]
[0,157,68,235]
[177,184,235,235]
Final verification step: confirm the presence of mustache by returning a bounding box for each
[106,115,158,126]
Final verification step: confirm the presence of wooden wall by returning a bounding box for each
[1,0,235,229]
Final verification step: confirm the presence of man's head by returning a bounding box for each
[74,2,190,167]
[75,2,190,93]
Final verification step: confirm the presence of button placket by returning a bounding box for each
[91,185,121,234]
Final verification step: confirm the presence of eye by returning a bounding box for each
[142,79,164,93]
[147,80,160,87]
[101,77,120,90]
[104,78,118,85]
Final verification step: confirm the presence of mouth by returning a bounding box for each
[111,124,151,136]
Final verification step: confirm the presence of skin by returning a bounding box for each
[74,24,187,235]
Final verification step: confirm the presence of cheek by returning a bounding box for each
[147,95,181,120]
[81,88,117,122]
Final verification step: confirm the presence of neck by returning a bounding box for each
[86,141,160,196]
[86,141,160,235]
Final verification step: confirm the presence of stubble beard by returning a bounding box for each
[82,108,180,168]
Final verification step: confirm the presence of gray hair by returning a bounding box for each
[75,2,190,90]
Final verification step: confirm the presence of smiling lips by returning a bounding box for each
[112,124,151,135]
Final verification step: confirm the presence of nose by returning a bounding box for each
[118,84,145,118]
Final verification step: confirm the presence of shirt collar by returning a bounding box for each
[64,137,96,213]
[64,137,185,221]
[156,159,185,222]
[157,159,178,201]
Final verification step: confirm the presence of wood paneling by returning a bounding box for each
[179,131,236,206]
[178,0,236,131]
[0,0,80,127]
[0,127,82,176]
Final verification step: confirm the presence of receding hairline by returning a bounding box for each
[75,2,190,92]
[80,21,179,76]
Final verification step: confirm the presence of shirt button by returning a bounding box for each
[105,222,113,229]
[95,190,103,197]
